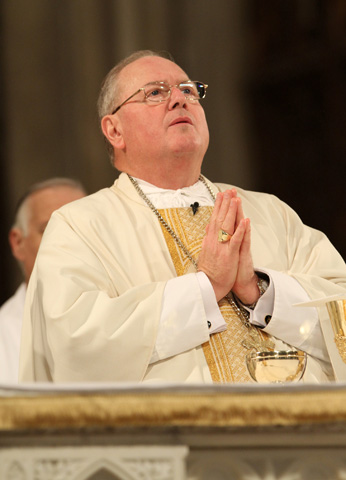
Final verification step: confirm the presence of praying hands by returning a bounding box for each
[197,189,260,304]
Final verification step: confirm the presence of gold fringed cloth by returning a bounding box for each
[158,207,272,383]
[1,386,346,430]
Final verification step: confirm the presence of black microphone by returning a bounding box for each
[190,202,199,215]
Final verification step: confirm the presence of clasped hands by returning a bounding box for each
[197,189,260,304]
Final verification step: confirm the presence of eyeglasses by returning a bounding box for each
[111,80,208,115]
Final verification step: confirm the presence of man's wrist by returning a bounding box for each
[243,274,269,310]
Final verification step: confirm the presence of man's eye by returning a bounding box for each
[180,84,198,97]
[149,89,161,97]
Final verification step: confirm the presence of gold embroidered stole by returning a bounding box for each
[158,206,270,383]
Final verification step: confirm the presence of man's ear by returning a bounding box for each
[101,116,125,150]
[9,228,25,262]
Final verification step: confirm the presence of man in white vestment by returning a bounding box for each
[0,178,86,383]
[19,50,346,384]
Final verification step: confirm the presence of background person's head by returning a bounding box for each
[9,178,86,284]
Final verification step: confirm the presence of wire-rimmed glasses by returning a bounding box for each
[111,80,208,115]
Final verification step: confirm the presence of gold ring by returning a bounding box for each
[218,229,232,243]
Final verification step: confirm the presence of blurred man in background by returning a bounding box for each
[0,178,86,383]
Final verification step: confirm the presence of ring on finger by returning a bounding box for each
[218,229,232,243]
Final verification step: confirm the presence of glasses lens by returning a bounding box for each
[144,83,170,102]
[143,81,207,104]
[178,81,201,100]
[197,82,206,99]
[194,82,207,99]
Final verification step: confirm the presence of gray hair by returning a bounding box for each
[97,49,174,163]
[13,177,87,235]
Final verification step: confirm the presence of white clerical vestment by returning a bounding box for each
[0,283,26,383]
[19,174,346,383]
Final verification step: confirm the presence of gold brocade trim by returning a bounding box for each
[1,389,346,430]
[158,207,208,277]
[335,334,346,363]
[158,207,272,383]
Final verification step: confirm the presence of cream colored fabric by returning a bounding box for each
[0,283,26,383]
[19,173,346,382]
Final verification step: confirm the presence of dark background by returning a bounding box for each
[1,0,346,303]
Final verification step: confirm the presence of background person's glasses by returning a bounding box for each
[111,80,208,115]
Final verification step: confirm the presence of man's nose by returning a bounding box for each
[168,87,187,110]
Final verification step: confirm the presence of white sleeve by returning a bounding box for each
[152,267,329,364]
[248,268,329,362]
[150,272,226,363]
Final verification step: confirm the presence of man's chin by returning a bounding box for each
[168,135,206,156]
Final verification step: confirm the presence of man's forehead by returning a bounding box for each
[119,56,188,91]
[30,185,83,201]
[28,186,84,217]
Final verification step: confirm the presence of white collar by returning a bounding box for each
[134,177,215,208]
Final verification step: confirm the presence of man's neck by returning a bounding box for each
[131,173,200,189]
[120,160,202,189]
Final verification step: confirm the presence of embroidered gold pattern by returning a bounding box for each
[158,206,273,383]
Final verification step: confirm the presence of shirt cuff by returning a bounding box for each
[243,270,274,328]
[196,272,227,334]
[150,273,211,364]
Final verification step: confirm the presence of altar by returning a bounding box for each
[1,382,346,479]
